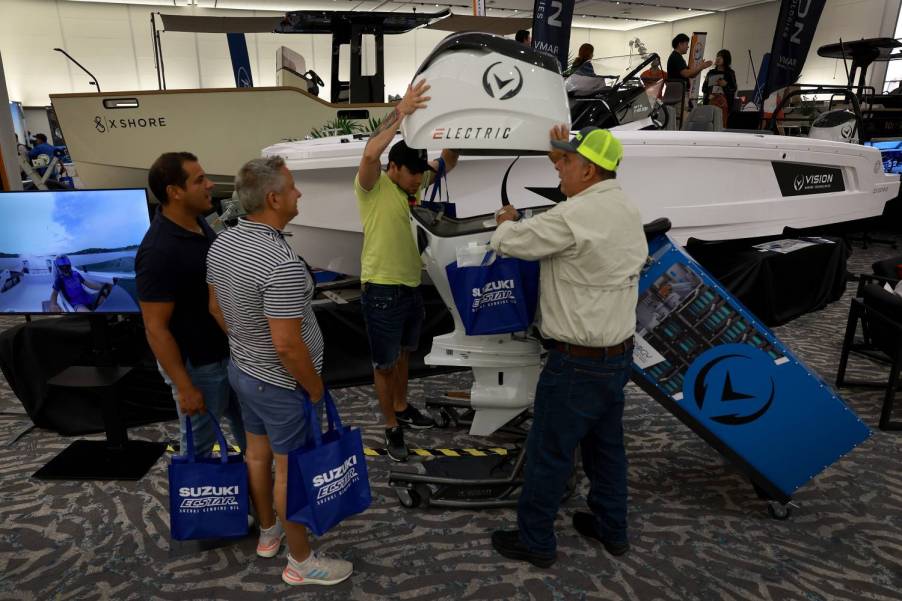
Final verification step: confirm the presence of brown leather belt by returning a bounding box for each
[552,339,632,358]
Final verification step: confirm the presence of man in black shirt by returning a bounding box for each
[666,33,712,107]
[136,152,245,457]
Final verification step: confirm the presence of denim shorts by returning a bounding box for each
[360,283,424,370]
[226,362,322,455]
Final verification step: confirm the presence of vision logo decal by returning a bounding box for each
[772,161,844,196]
[482,62,524,100]
[684,344,778,426]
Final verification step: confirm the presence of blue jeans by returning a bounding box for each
[517,347,631,553]
[160,359,246,457]
[360,284,424,369]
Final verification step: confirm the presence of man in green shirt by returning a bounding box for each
[355,79,458,461]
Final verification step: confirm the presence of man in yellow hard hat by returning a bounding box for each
[489,126,647,568]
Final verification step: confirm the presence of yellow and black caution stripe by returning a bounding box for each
[363,447,513,457]
[165,444,513,458]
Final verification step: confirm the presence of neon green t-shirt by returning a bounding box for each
[355,171,432,286]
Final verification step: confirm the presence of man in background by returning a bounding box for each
[515,29,531,45]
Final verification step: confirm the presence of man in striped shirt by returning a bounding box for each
[206,156,352,587]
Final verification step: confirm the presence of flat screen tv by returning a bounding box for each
[0,188,150,314]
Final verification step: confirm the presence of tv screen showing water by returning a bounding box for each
[0,189,150,314]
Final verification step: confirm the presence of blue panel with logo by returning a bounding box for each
[631,235,870,500]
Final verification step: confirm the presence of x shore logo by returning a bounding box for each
[94,115,168,134]
[178,485,240,512]
[313,456,360,504]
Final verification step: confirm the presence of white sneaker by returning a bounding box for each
[282,552,353,586]
[256,520,284,558]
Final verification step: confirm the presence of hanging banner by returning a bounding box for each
[752,53,771,109]
[531,0,575,72]
[687,32,707,106]
[226,33,254,88]
[763,0,827,100]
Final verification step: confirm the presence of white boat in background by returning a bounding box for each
[269,129,900,276]
[267,32,899,276]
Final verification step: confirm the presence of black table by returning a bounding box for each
[686,235,849,326]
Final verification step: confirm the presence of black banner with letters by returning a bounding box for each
[531,0,574,72]
[772,161,845,196]
[763,0,826,100]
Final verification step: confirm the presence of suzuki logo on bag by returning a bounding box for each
[178,486,240,511]
[482,62,524,100]
[472,279,516,309]
[312,455,360,504]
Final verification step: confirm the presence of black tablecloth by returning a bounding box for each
[0,288,458,436]
[0,317,175,435]
[686,234,850,326]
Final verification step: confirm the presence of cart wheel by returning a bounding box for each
[396,487,420,508]
[766,500,792,520]
[413,484,431,509]
[432,408,451,429]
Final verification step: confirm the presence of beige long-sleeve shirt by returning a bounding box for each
[490,179,647,347]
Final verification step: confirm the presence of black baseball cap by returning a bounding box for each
[388,140,433,174]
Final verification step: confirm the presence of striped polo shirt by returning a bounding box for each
[206,218,324,390]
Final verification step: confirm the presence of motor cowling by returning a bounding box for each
[808,109,858,144]
[401,32,570,153]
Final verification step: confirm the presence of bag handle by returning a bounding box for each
[183,413,231,464]
[299,388,343,448]
[427,157,448,204]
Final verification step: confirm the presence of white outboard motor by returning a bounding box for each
[402,32,570,152]
[809,109,859,144]
[401,33,571,435]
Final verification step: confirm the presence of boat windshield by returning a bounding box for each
[569,53,665,100]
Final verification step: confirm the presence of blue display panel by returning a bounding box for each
[865,140,902,174]
[0,189,150,314]
[632,235,870,501]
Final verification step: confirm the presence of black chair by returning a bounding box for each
[871,255,902,283]
[836,274,902,430]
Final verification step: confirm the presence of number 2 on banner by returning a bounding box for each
[548,0,563,26]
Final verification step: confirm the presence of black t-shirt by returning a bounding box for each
[135,209,229,367]
[667,50,689,86]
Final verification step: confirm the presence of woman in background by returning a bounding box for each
[702,49,737,128]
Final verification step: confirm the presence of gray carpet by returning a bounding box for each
[1,239,901,601]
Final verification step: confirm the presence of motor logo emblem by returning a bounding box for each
[793,174,805,191]
[685,344,778,426]
[482,62,523,100]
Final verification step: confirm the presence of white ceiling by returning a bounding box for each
[63,0,775,30]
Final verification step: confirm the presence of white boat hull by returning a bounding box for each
[269,130,900,276]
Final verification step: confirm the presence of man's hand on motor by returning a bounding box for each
[398,79,432,116]
[548,124,569,163]
[495,205,519,225]
[178,383,206,416]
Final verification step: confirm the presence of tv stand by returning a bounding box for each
[32,317,167,481]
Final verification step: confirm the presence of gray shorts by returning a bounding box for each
[226,361,322,455]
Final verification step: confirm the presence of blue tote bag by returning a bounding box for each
[286,390,371,536]
[168,415,249,541]
[446,250,539,336]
